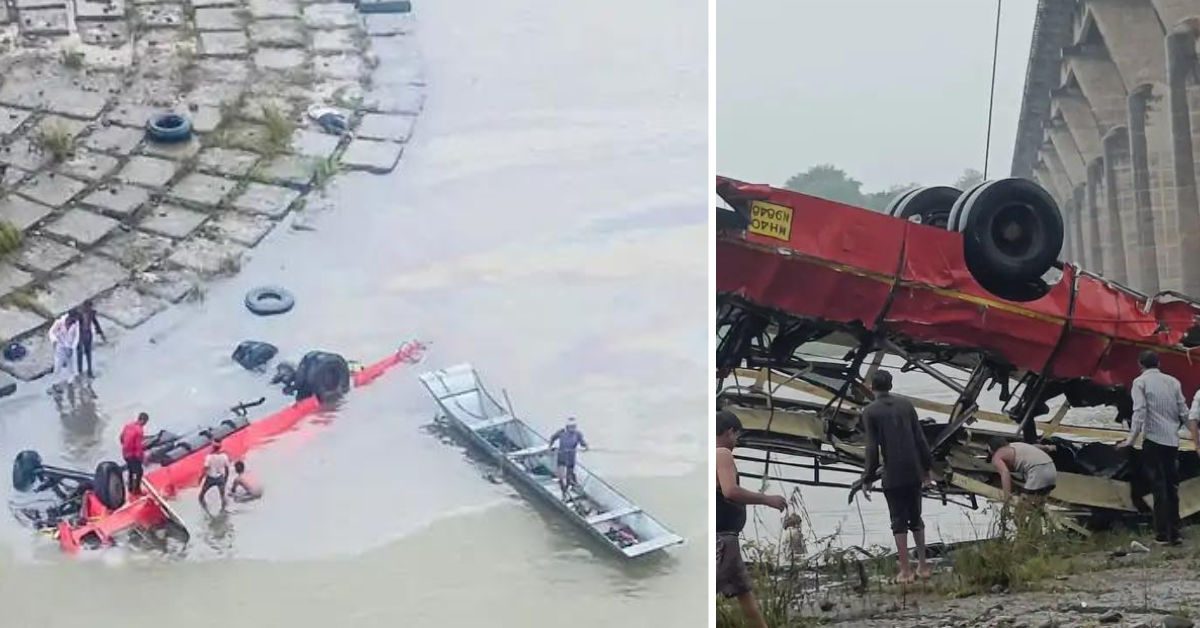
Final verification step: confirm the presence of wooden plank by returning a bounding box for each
[949,473,1090,537]
[1049,472,1137,513]
[586,506,641,525]
[733,367,1197,451]
[507,444,550,459]
[1040,402,1072,438]
[470,415,515,431]
[1180,477,1200,519]
[732,406,828,441]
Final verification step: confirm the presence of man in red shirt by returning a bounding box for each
[120,413,149,494]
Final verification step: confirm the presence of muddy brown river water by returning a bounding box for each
[0,0,708,625]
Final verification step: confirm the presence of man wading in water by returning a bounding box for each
[715,409,787,628]
[199,442,231,513]
[47,310,80,391]
[860,370,934,583]
[548,418,589,500]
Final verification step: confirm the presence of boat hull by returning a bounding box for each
[419,364,683,559]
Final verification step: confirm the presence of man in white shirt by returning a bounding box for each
[200,441,231,513]
[1118,350,1198,545]
[47,310,80,387]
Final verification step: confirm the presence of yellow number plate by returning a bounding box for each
[748,200,793,241]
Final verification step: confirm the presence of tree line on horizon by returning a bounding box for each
[783,165,985,211]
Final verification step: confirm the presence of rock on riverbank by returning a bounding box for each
[0,0,424,387]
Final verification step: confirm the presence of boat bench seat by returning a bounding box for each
[469,415,515,432]
[621,535,684,557]
[506,444,551,459]
[587,506,641,525]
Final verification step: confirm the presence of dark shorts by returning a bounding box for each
[883,484,924,534]
[123,457,143,475]
[716,532,752,598]
[201,473,227,494]
[556,451,577,469]
[1022,484,1056,497]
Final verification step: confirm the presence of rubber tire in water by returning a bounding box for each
[145,113,193,143]
[887,186,961,229]
[955,178,1064,284]
[12,450,42,491]
[293,351,350,402]
[92,461,126,511]
[244,286,295,316]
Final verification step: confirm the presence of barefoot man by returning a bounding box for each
[548,418,588,501]
[199,442,231,513]
[860,370,934,583]
[716,409,787,628]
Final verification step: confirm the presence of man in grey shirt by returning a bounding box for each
[548,418,589,500]
[1118,350,1199,545]
[861,370,934,583]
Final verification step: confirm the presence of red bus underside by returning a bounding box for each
[56,341,427,553]
[716,176,1200,398]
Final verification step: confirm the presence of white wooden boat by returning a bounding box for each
[418,364,684,559]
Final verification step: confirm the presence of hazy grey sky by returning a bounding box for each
[717,0,1038,191]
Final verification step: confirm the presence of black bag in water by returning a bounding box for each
[232,341,278,371]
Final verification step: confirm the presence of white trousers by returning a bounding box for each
[53,344,76,382]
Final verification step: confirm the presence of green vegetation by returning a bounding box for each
[714,496,1153,627]
[715,492,892,628]
[716,537,823,628]
[0,220,22,257]
[783,165,984,211]
[946,500,1142,596]
[215,253,242,277]
[310,155,339,190]
[332,85,364,111]
[35,123,74,163]
[7,287,51,318]
[260,104,296,156]
[60,49,85,69]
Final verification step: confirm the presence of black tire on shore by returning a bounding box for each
[145,113,193,143]
[12,450,42,492]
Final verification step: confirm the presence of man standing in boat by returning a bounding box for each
[715,409,786,628]
[548,418,589,500]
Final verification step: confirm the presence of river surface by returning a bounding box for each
[0,0,708,625]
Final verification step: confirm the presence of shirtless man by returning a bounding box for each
[716,410,787,628]
[229,461,264,503]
